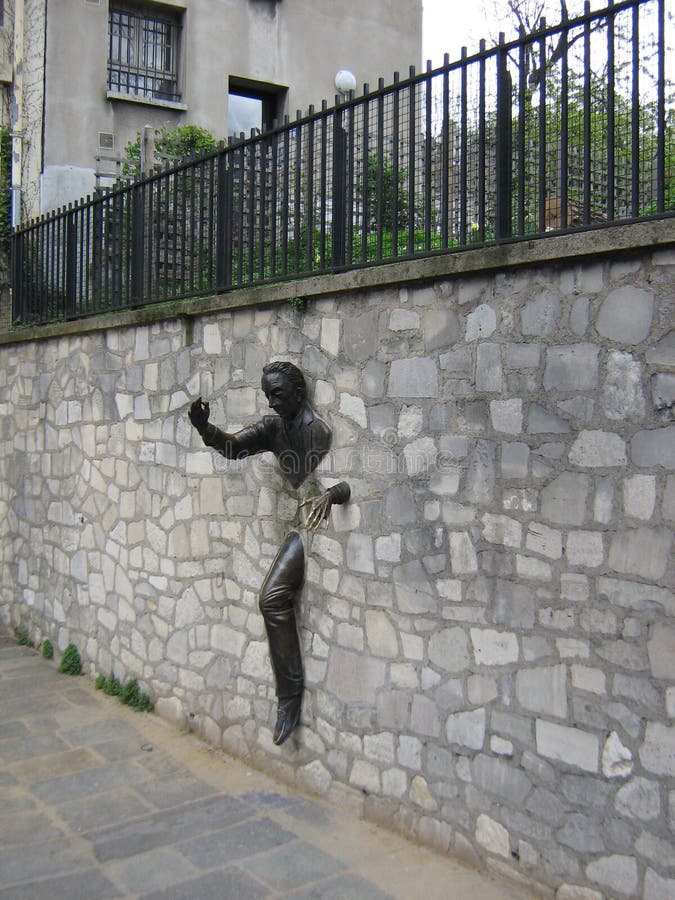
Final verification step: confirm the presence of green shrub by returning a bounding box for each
[42,639,54,659]
[95,673,153,712]
[58,644,82,675]
[13,626,30,646]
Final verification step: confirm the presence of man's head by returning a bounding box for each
[261,362,307,420]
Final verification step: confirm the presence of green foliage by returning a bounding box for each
[13,626,30,646]
[288,296,306,311]
[42,639,54,660]
[58,644,82,676]
[96,673,153,712]
[123,124,218,177]
[365,154,408,230]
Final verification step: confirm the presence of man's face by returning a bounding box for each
[262,373,303,420]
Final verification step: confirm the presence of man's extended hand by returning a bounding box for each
[300,491,333,531]
[189,397,210,432]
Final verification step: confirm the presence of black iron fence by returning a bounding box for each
[11,0,673,326]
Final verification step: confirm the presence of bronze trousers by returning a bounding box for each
[258,530,305,701]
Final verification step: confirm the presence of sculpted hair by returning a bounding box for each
[262,361,307,400]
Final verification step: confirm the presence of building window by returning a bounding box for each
[227,78,287,138]
[108,5,181,102]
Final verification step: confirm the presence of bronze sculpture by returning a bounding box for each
[189,361,350,745]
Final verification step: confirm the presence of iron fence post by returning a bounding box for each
[65,209,77,317]
[495,39,513,241]
[131,185,145,305]
[332,110,347,269]
[10,232,23,324]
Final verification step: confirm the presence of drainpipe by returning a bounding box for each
[10,0,25,228]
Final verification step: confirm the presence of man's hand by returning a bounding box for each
[189,397,210,432]
[300,491,333,531]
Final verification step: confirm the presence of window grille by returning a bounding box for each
[108,7,180,102]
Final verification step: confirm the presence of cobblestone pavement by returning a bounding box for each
[0,629,533,900]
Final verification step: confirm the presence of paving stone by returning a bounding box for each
[179,816,295,868]
[243,840,344,891]
[294,872,393,899]
[56,788,154,832]
[103,847,196,895]
[134,772,214,810]
[0,838,93,887]
[87,794,254,862]
[0,868,122,900]
[32,759,148,805]
[141,867,270,900]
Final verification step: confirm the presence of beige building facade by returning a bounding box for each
[1,0,422,221]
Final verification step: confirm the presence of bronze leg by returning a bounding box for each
[258,530,304,743]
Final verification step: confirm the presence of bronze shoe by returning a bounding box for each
[273,695,301,745]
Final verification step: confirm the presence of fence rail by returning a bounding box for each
[11,0,674,327]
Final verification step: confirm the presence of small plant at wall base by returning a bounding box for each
[42,639,54,660]
[96,673,153,712]
[58,644,82,675]
[13,626,30,646]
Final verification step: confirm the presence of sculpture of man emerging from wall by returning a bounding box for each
[189,361,350,745]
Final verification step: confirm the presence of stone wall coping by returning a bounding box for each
[2,217,673,347]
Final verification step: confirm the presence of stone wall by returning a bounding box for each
[1,226,674,898]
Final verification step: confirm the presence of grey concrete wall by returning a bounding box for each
[1,225,674,898]
[35,0,422,215]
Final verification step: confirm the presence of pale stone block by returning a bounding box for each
[389,308,420,331]
[565,531,604,567]
[571,665,606,694]
[525,523,562,559]
[490,736,514,756]
[346,533,375,574]
[647,623,675,680]
[320,317,341,356]
[375,533,401,562]
[481,513,522,548]
[470,628,519,666]
[186,452,214,475]
[569,430,627,468]
[596,285,654,344]
[602,350,645,420]
[446,708,486,750]
[115,393,134,419]
[403,436,437,476]
[490,399,523,434]
[365,610,399,658]
[410,775,437,810]
[312,534,343,566]
[536,720,599,772]
[516,664,567,718]
[314,379,335,405]
[465,303,497,340]
[398,735,423,769]
[468,674,498,704]
[476,813,509,857]
[623,474,656,520]
[639,722,675,776]
[585,855,638,896]
[644,868,675,900]
[203,322,221,354]
[388,357,439,398]
[516,554,551,580]
[608,527,672,580]
[339,393,367,427]
[382,767,408,798]
[631,425,675,469]
[476,343,503,392]
[602,730,633,778]
[561,574,589,604]
[350,759,380,793]
[541,473,590,525]
[449,531,478,574]
[326,648,385,703]
[429,627,470,672]
[397,405,424,437]
[401,632,424,660]
[211,624,246,657]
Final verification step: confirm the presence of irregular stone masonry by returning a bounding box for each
[1,243,674,899]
